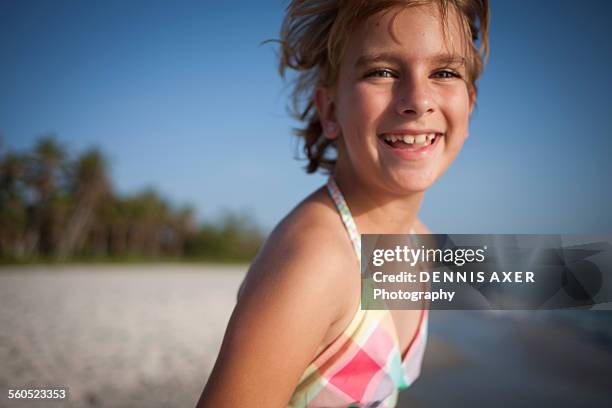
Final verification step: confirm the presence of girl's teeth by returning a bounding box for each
[383,133,438,146]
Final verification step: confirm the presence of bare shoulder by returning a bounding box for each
[239,186,356,314]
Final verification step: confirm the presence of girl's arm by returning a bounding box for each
[196,226,348,407]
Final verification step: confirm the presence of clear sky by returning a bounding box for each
[1,0,611,233]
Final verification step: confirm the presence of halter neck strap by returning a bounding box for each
[326,176,418,263]
[326,176,362,261]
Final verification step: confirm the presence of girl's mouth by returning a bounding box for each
[378,132,443,160]
[381,132,441,149]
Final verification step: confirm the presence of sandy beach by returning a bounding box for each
[1,265,611,407]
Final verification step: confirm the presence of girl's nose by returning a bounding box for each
[395,79,434,117]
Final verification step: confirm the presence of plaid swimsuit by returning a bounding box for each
[288,176,428,408]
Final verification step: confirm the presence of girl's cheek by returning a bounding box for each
[444,90,471,130]
[364,89,394,121]
[341,86,389,127]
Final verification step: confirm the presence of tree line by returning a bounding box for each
[0,135,264,263]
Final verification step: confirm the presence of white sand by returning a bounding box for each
[0,265,246,407]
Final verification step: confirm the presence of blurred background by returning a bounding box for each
[1,0,611,407]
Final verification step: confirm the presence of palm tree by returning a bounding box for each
[0,151,30,258]
[1,135,265,262]
[165,205,197,255]
[56,148,111,259]
[25,135,68,256]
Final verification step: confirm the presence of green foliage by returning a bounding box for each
[0,135,264,264]
[185,212,264,262]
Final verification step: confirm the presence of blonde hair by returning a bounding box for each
[277,0,490,173]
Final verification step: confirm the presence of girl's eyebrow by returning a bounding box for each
[354,52,466,68]
[430,53,466,66]
[354,52,402,68]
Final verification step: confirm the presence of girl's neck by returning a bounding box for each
[332,167,424,235]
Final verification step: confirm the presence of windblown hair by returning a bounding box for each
[277,0,489,173]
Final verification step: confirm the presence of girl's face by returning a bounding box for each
[320,3,475,195]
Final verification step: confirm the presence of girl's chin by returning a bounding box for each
[385,166,439,187]
[384,173,438,194]
[398,183,434,194]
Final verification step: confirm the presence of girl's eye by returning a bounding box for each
[365,69,396,79]
[433,70,460,79]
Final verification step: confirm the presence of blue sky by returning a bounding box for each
[1,0,611,233]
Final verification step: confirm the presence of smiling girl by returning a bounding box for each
[197,0,489,407]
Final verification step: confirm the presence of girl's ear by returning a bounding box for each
[315,86,339,140]
[468,88,476,116]
[466,88,476,139]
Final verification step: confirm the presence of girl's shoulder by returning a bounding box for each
[238,185,358,318]
[276,185,349,244]
[262,185,356,268]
